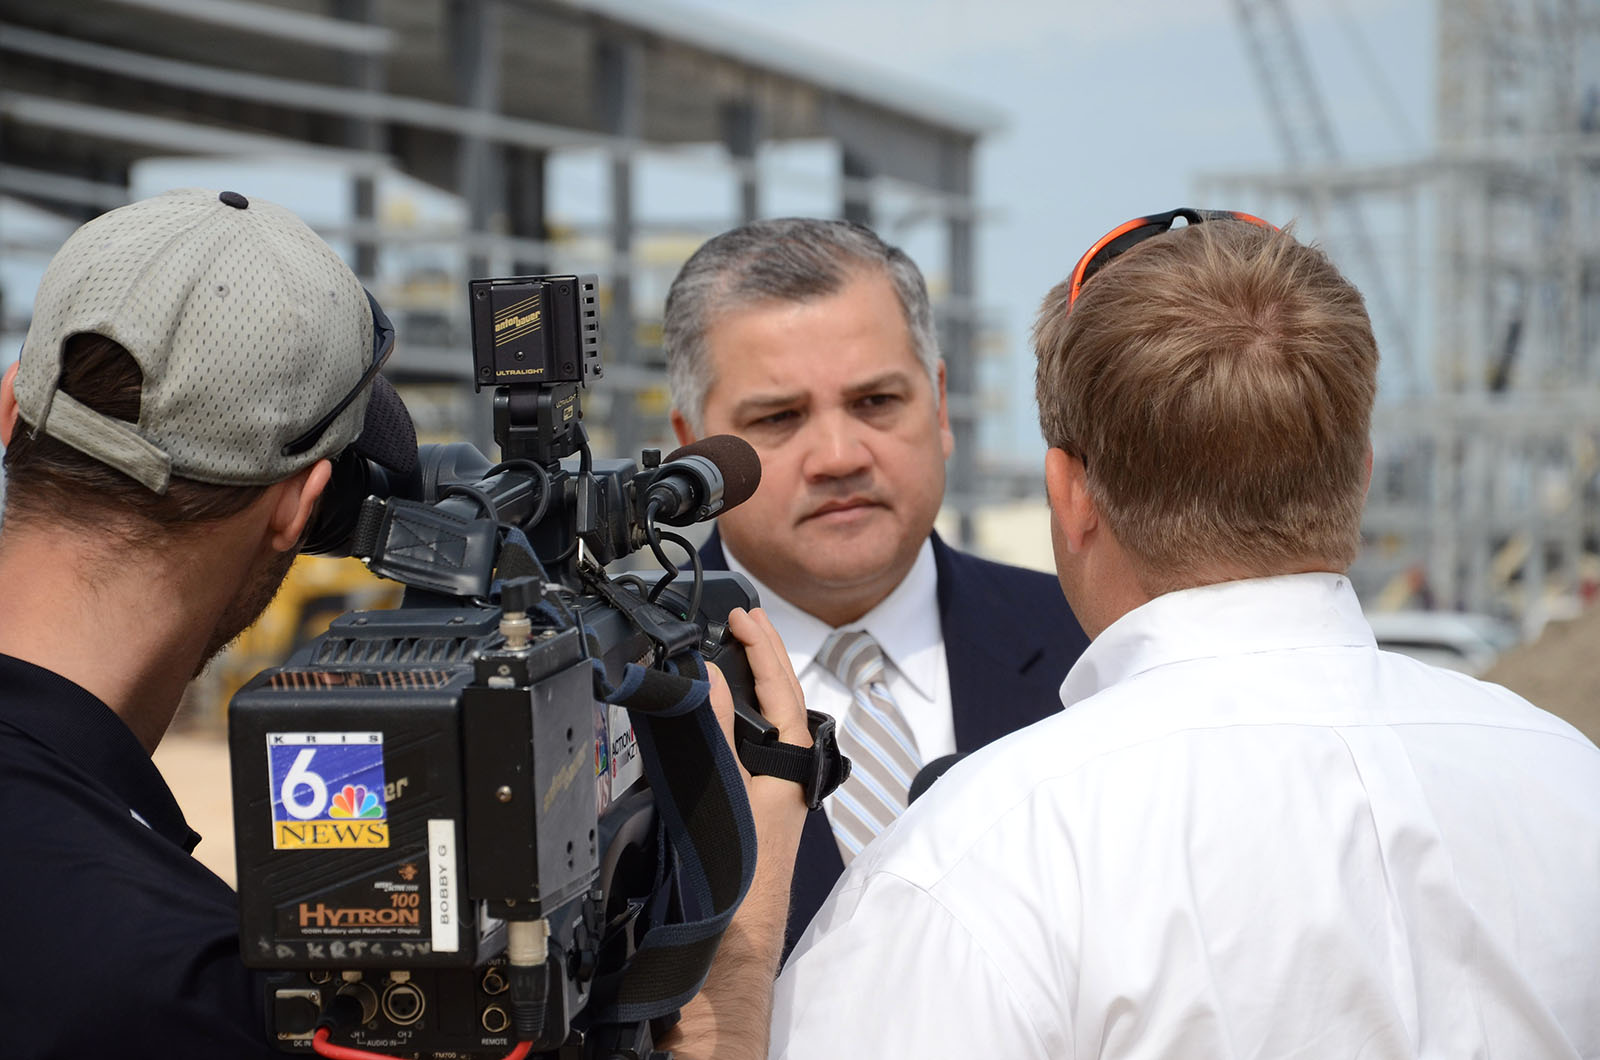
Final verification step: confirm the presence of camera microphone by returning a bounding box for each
[646,435,762,526]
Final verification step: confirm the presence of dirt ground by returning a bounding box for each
[1482,605,1600,746]
[157,605,1600,888]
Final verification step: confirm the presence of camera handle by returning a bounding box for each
[731,710,850,812]
[697,621,851,811]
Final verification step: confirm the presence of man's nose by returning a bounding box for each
[802,412,872,481]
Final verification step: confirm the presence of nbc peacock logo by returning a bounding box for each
[268,732,391,850]
[330,784,383,819]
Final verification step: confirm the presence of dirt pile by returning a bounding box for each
[1484,605,1600,746]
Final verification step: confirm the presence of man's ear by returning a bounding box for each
[669,408,698,448]
[1,361,20,447]
[268,458,334,552]
[935,360,954,460]
[1044,447,1096,553]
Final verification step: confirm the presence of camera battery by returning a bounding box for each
[229,609,503,969]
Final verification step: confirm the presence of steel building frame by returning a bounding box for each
[0,0,1000,539]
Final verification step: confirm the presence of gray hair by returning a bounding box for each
[662,218,941,430]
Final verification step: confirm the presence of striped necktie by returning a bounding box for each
[816,629,923,864]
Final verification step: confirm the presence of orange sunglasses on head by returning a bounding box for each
[1066,208,1276,310]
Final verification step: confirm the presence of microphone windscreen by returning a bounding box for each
[909,753,966,803]
[664,435,763,512]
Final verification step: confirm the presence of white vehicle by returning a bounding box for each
[1365,610,1518,676]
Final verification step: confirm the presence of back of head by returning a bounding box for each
[1033,220,1378,593]
[3,333,272,540]
[2,188,415,542]
[662,217,940,429]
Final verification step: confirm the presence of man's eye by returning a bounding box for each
[752,409,799,428]
[856,393,900,412]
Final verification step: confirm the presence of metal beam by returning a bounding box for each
[942,139,978,546]
[545,0,1003,138]
[597,30,644,458]
[0,91,389,173]
[505,147,550,275]
[106,0,394,54]
[0,24,623,155]
[1373,393,1600,432]
[335,0,384,281]
[721,98,761,224]
[0,164,129,211]
[1,25,1006,220]
[1200,132,1600,196]
[451,0,505,283]
[841,149,873,227]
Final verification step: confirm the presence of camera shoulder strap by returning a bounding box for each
[587,650,757,1024]
[493,533,756,1025]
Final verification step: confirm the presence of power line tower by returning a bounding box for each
[1202,0,1600,631]
[1434,0,1600,394]
[1231,0,1420,394]
[1423,0,1600,622]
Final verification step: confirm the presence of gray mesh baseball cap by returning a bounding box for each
[15,187,416,493]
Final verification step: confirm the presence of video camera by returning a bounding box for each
[226,275,846,1059]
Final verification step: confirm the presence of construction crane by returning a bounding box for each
[1231,0,1419,394]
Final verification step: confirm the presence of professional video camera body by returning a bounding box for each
[227,275,845,1059]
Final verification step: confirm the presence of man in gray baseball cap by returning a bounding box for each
[0,188,416,1056]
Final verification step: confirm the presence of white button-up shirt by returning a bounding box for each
[725,539,953,831]
[770,573,1600,1059]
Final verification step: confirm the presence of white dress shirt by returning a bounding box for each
[769,573,1600,1059]
[725,539,954,831]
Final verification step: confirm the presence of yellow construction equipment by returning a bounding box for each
[185,556,402,729]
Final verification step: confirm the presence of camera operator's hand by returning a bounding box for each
[717,606,812,762]
[711,605,810,880]
[668,606,809,1060]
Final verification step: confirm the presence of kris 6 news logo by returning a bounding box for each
[268,732,390,850]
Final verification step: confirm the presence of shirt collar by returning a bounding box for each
[724,537,944,699]
[1060,572,1376,708]
[0,652,201,853]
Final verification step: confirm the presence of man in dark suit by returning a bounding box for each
[662,218,1088,953]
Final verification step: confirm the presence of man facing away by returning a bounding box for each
[662,218,1090,951]
[674,212,1600,1059]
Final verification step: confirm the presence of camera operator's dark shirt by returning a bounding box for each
[0,652,275,1059]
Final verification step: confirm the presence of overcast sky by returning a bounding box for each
[669,0,1435,461]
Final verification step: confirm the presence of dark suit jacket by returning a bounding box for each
[698,528,1090,956]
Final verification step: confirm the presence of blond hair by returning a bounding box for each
[1033,221,1377,593]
